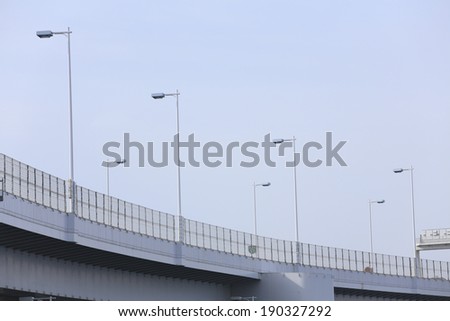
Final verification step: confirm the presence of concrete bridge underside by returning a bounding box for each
[1,222,450,301]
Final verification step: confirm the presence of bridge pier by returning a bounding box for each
[232,272,334,301]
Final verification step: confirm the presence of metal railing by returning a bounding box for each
[1,152,449,281]
[75,185,176,241]
[0,153,66,212]
[184,218,296,263]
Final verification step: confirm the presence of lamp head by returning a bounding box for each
[377,200,385,204]
[262,182,271,187]
[36,30,54,38]
[151,93,166,99]
[272,139,285,144]
[393,168,404,173]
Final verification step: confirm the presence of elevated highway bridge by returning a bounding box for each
[1,153,449,300]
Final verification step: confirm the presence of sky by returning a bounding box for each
[1,0,450,262]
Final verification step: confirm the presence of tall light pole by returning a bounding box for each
[368,199,385,268]
[393,166,420,276]
[36,27,75,213]
[273,136,300,262]
[151,91,183,242]
[253,182,271,235]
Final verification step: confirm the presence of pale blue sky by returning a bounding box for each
[1,1,450,261]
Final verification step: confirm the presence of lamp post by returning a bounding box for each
[105,159,126,225]
[273,136,300,262]
[36,27,75,213]
[151,90,183,242]
[253,182,271,236]
[393,166,420,276]
[368,199,385,269]
[106,159,126,198]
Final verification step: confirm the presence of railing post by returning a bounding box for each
[130,204,134,232]
[0,155,5,201]
[34,169,37,205]
[244,233,248,257]
[67,179,75,214]
[400,257,404,276]
[283,240,287,263]
[158,211,162,237]
[314,245,317,267]
[270,238,273,261]
[56,177,60,211]
[40,171,43,205]
[229,230,233,255]
[202,222,205,248]
[150,210,154,237]
[415,250,423,278]
[348,250,353,271]
[26,165,30,200]
[362,251,366,271]
[334,248,338,269]
[291,241,294,264]
[95,192,98,222]
[102,193,106,225]
[0,178,3,202]
[222,228,226,252]
[11,160,15,195]
[18,161,22,198]
[48,173,52,208]
[116,199,120,229]
[87,189,91,220]
[388,255,392,275]
[408,257,412,277]
[123,201,127,230]
[327,247,331,268]
[138,206,142,235]
[206,224,210,249]
[308,244,312,267]
[215,225,219,251]
[178,215,185,244]
[321,246,325,268]
[78,186,83,218]
[145,208,149,236]
[374,253,378,273]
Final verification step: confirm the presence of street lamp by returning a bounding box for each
[272,136,300,262]
[105,159,126,225]
[393,165,419,276]
[152,90,183,241]
[253,182,271,235]
[105,159,126,197]
[368,199,385,269]
[36,27,75,213]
